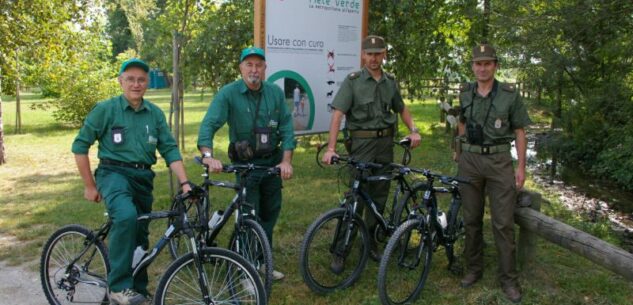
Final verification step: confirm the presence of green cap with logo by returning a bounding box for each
[362,35,386,52]
[240,47,266,63]
[472,43,497,62]
[119,58,149,75]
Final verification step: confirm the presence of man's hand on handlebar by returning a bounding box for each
[201,157,223,173]
[322,149,339,165]
[407,132,422,148]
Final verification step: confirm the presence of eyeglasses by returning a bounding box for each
[123,77,148,85]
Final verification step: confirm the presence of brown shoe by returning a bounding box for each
[502,284,522,303]
[460,273,482,288]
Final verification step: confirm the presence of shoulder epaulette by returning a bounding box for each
[384,72,395,80]
[347,71,361,80]
[459,82,471,92]
[501,83,516,92]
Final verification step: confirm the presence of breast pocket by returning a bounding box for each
[350,97,374,121]
[489,109,510,136]
[145,126,158,151]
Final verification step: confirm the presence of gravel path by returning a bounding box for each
[0,261,46,305]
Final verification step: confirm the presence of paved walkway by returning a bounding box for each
[0,261,46,305]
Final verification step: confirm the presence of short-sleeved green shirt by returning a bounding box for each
[71,95,182,166]
[197,79,296,158]
[331,67,405,130]
[459,80,532,145]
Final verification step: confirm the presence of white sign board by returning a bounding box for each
[265,0,364,135]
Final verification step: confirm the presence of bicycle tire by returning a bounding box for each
[167,197,206,259]
[154,247,267,305]
[228,218,273,298]
[377,218,433,305]
[40,224,110,305]
[391,181,427,227]
[299,207,369,294]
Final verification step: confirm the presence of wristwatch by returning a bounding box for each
[410,127,420,134]
[202,151,212,159]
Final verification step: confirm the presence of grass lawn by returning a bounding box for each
[1,89,632,304]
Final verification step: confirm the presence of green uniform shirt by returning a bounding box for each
[197,79,296,157]
[331,67,405,130]
[71,95,182,166]
[459,80,532,145]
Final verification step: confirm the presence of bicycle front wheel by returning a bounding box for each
[299,207,369,294]
[168,198,206,259]
[40,224,110,305]
[228,218,273,297]
[154,247,266,305]
[377,218,432,305]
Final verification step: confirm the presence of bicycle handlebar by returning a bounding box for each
[331,156,383,170]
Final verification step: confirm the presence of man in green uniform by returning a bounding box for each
[72,58,192,305]
[197,47,295,280]
[322,35,422,271]
[455,44,531,303]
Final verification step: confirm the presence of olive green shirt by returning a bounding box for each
[459,80,532,145]
[197,79,296,157]
[71,95,182,166]
[331,67,405,130]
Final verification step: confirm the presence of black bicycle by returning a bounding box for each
[167,158,276,297]
[377,170,468,305]
[40,189,267,305]
[299,149,427,294]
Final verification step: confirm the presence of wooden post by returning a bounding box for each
[514,193,633,282]
[516,190,541,269]
[0,67,5,165]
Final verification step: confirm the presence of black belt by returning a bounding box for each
[461,143,511,155]
[100,159,152,170]
[349,127,394,138]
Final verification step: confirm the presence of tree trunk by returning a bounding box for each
[0,67,5,165]
[483,0,491,40]
[14,50,22,134]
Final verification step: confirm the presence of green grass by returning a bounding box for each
[1,90,632,304]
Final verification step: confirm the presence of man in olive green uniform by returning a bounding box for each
[197,47,295,280]
[322,35,421,270]
[455,44,531,303]
[72,58,192,305]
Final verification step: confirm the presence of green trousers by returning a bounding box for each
[239,170,282,246]
[96,165,154,295]
[349,136,394,231]
[457,151,518,287]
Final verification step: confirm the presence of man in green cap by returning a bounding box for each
[72,58,192,305]
[455,43,531,303]
[197,46,295,280]
[322,35,422,271]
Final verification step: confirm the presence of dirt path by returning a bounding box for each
[0,261,45,305]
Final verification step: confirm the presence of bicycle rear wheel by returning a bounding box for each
[168,198,207,259]
[299,207,369,294]
[228,218,273,297]
[40,224,110,305]
[377,218,432,305]
[154,247,266,305]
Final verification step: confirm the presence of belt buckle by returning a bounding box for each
[482,146,490,154]
[377,130,383,137]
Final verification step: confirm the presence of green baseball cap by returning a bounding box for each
[472,43,497,62]
[362,35,386,53]
[119,58,149,75]
[240,47,266,63]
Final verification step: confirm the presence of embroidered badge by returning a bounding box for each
[269,120,278,128]
[112,127,124,145]
[261,134,268,143]
[495,118,502,129]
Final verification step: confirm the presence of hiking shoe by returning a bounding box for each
[109,289,147,305]
[258,264,285,280]
[460,273,482,288]
[502,284,522,303]
[330,255,345,274]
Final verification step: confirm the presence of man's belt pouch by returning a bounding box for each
[253,127,275,157]
[228,140,254,162]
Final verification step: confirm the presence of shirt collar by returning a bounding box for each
[119,95,150,112]
[473,79,499,99]
[361,67,386,82]
[239,79,264,95]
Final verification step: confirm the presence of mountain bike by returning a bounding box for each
[377,169,468,305]
[40,189,267,305]
[167,158,277,297]
[299,150,427,294]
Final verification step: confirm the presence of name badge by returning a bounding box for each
[268,120,278,128]
[148,135,157,144]
[494,118,502,129]
[112,127,124,145]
